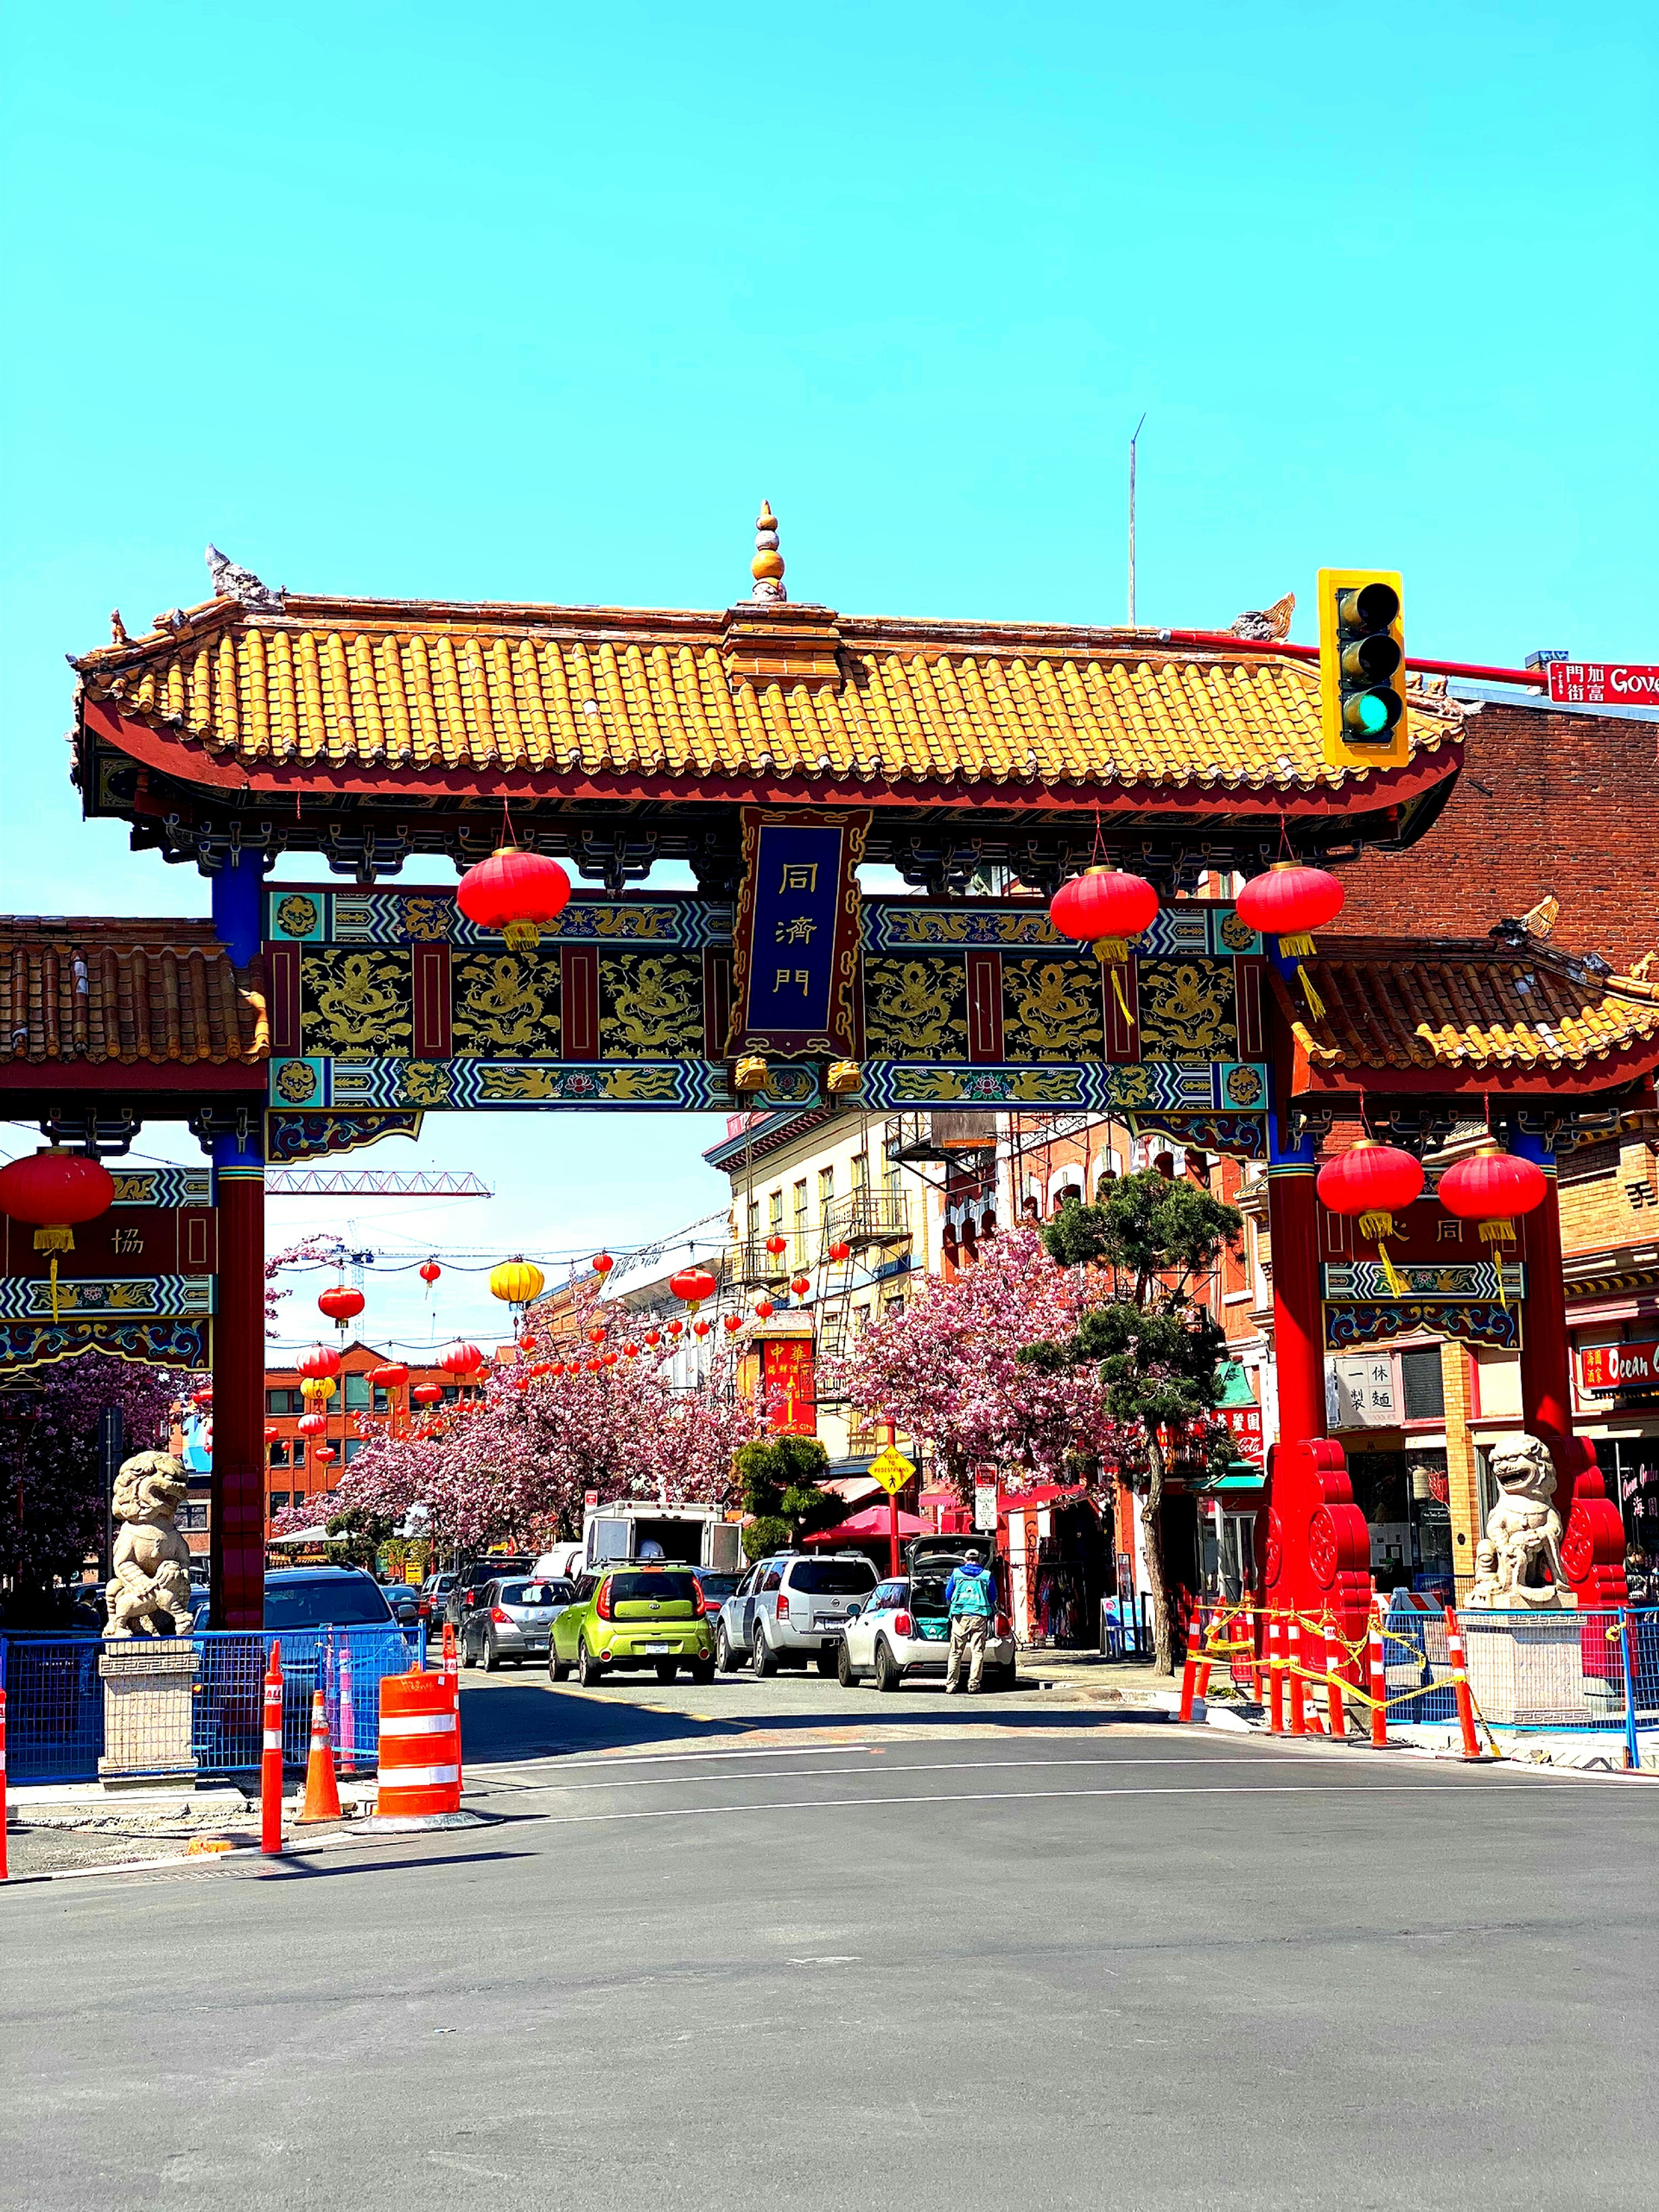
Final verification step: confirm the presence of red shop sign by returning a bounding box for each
[1548,661,1659,707]
[1579,1338,1659,1392]
[1223,1405,1265,1464]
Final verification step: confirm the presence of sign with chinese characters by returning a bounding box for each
[1547,661,1659,707]
[761,1338,817,1436]
[1580,1338,1659,1393]
[1222,1403,1265,1465]
[1325,1354,1398,1430]
[729,810,865,1058]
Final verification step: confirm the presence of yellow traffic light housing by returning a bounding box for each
[1318,568,1408,768]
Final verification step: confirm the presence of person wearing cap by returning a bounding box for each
[944,1547,995,1694]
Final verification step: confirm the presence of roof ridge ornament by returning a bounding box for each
[750,500,786,603]
[205,543,284,615]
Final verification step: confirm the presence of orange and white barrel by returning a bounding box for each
[373,1669,462,1823]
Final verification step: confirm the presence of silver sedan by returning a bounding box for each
[462,1577,575,1670]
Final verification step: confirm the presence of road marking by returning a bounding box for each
[474,1753,1313,1799]
[518,1741,881,1771]
[527,1780,1559,1827]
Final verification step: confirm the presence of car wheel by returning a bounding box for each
[995,1663,1019,1691]
[836,1639,859,1688]
[549,1655,572,1682]
[689,1658,716,1685]
[751,1624,778,1678]
[577,1636,604,1688]
[655,1661,679,1683]
[815,1648,837,1676]
[874,1640,903,1693]
[482,1632,499,1674]
[715,1624,738,1673]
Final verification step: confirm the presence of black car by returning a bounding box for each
[265,1567,397,1631]
[444,1557,534,1632]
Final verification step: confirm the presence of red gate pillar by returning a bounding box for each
[210,855,267,1630]
[1512,1126,1626,1605]
[1259,1111,1372,1644]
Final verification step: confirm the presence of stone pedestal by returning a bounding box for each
[1462,1611,1586,1730]
[99,1639,197,1784]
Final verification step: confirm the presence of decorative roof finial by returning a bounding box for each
[110,610,128,645]
[750,500,786,604]
[205,543,284,614]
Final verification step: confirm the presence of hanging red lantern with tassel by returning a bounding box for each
[667,1319,684,1338]
[318,1284,365,1331]
[826,1240,850,1264]
[693,1319,710,1338]
[0,1148,116,1322]
[419,1260,442,1289]
[297,1411,329,1438]
[412,1381,443,1405]
[1048,868,1159,1021]
[643,1329,661,1348]
[753,1299,774,1321]
[456,845,571,952]
[669,1265,717,1314]
[1235,862,1345,1018]
[723,1313,742,1335]
[437,1341,483,1378]
[790,1275,811,1297]
[764,1235,788,1259]
[1316,1138,1424,1297]
[1436,1141,1546,1307]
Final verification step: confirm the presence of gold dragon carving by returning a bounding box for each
[864,958,967,1060]
[1003,959,1103,1061]
[1135,959,1236,1063]
[598,954,703,1059]
[301,950,413,1057]
[451,953,559,1057]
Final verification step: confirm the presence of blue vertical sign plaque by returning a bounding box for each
[728,809,866,1058]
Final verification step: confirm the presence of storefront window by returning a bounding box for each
[1400,1347,1446,1421]
[1594,1438,1659,1581]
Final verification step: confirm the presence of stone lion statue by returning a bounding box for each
[1465,1434,1570,1610]
[105,1451,194,1638]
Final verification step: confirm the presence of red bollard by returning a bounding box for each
[442,1622,462,1787]
[1444,1606,1484,1761]
[1323,1615,1346,1741]
[1268,1612,1285,1735]
[261,1641,285,1855]
[0,1685,9,1883]
[1287,1616,1306,1738]
[1368,1613,1389,1750]
[1177,1612,1203,1723]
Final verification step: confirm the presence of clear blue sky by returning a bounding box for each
[2,1,1653,1325]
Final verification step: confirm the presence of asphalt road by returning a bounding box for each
[4,1669,1656,2212]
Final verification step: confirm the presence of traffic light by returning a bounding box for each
[1317,569,1407,766]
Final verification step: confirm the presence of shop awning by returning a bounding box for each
[805,1503,925,1544]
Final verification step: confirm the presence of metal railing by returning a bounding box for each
[821,1190,911,1251]
[0,1624,422,1784]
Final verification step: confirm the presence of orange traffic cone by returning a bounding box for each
[297,1688,343,1822]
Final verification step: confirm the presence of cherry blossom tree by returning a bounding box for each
[330,1291,766,1555]
[0,1351,178,1619]
[829,1227,1118,1494]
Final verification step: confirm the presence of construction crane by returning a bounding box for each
[264,1170,494,1198]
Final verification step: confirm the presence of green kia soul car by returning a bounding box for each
[549,1564,717,1687]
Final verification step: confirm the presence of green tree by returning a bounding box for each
[734,1433,830,1562]
[1023,1170,1243,1675]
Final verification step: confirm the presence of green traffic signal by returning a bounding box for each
[1318,568,1406,760]
[1342,690,1399,737]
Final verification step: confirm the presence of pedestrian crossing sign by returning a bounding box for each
[867,1444,915,1494]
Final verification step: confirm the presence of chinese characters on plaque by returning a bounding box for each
[729,810,866,1058]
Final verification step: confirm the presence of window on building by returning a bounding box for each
[268,1440,291,1468]
[270,1491,291,1514]
[290,1442,305,1468]
[372,1385,391,1414]
[818,1165,834,1214]
[1400,1347,1446,1422]
[851,1151,868,1192]
[178,1501,209,1532]
[343,1372,372,1411]
[265,1388,300,1415]
[793,1180,808,1231]
[344,1437,365,1462]
[852,1302,871,1335]
[768,1189,784,1230]
[747,1200,761,1247]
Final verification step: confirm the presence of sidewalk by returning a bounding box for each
[1016,1651,1174,1704]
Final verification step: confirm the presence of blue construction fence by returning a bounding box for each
[0,1624,425,1786]
[1381,1601,1659,1755]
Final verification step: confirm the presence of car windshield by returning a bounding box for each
[788,1560,877,1595]
[265,1579,394,1628]
[608,1571,700,1605]
[502,1580,572,1605]
[696,1573,741,1602]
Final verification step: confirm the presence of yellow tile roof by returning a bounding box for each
[74,595,1464,796]
[1282,944,1659,1074]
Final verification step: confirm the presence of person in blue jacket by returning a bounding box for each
[944,1548,995,1693]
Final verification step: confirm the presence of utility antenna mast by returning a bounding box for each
[1127,412,1147,625]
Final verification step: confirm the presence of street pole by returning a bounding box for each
[98,1405,124,1590]
[884,1420,900,1579]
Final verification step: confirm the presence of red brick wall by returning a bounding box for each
[1334,703,1659,970]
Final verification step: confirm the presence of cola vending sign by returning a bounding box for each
[1579,1339,1659,1392]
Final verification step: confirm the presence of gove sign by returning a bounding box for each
[1547,661,1659,707]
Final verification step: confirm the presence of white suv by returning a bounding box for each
[729,1553,879,1677]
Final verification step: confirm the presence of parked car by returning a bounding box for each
[461,1576,575,1669]
[692,1567,743,1615]
[837,1566,1016,1691]
[444,1557,534,1631]
[265,1567,396,1631]
[381,1581,422,1629]
[549,1564,716,1687]
[418,1571,459,1626]
[716,1552,879,1676]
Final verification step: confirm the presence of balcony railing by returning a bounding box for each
[821,1190,911,1252]
[731,1231,814,1285]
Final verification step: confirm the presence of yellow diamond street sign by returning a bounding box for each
[867,1444,915,1495]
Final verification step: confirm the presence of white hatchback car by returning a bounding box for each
[836,1563,1017,1691]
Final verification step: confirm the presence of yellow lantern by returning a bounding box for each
[300,1375,336,1404]
[489,1255,546,1309]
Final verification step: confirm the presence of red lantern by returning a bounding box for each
[318,1284,365,1329]
[297,1412,328,1437]
[753,1299,774,1321]
[693,1319,710,1338]
[296,1343,343,1381]
[623,1342,639,1359]
[419,1260,442,1287]
[456,845,571,952]
[0,1147,116,1320]
[549,1361,566,1377]
[1316,1138,1424,1296]
[668,1265,717,1315]
[790,1275,811,1296]
[827,1240,851,1264]
[264,1424,280,1443]
[1234,862,1345,952]
[765,1235,788,1257]
[592,1252,614,1276]
[667,1319,684,1337]
[586,1357,602,1372]
[1437,1143,1547,1250]
[1048,867,1158,1018]
[371,1363,408,1388]
[602,1350,617,1367]
[313,1446,337,1465]
[438,1341,482,1377]
[724,1313,742,1334]
[588,1325,606,1345]
[413,1381,443,1405]
[643,1329,661,1348]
